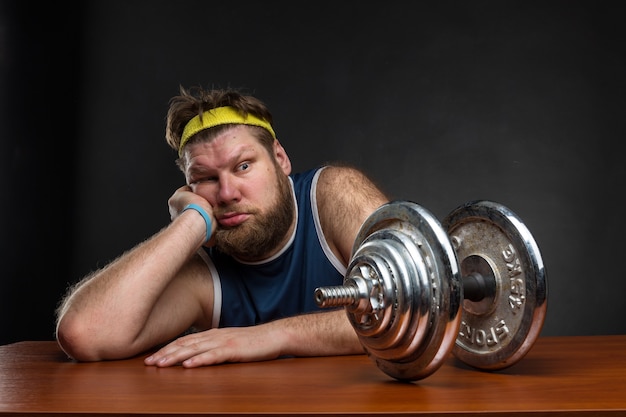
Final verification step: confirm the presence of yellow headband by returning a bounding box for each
[178,106,276,156]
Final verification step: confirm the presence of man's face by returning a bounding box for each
[183,126,294,260]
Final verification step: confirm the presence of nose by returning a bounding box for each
[217,175,242,205]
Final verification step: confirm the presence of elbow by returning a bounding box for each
[56,313,142,362]
[55,315,104,362]
[56,313,149,362]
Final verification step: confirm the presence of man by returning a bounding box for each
[55,86,389,368]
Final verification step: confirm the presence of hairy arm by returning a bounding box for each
[143,165,390,368]
[316,164,390,263]
[56,188,214,361]
[144,308,363,368]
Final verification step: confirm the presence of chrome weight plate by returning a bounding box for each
[443,200,547,370]
[344,200,462,381]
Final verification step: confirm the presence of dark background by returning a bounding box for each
[2,1,624,346]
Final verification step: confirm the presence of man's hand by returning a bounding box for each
[168,185,216,246]
[144,325,286,368]
[143,310,364,368]
[168,185,209,219]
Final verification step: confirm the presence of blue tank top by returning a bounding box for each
[202,167,346,328]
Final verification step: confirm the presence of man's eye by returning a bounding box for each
[191,176,216,184]
[239,162,250,171]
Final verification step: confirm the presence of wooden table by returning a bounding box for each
[1,336,625,416]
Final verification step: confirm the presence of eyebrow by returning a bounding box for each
[187,144,259,176]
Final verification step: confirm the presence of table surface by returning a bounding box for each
[1,335,625,416]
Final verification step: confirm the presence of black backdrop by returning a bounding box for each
[2,1,625,346]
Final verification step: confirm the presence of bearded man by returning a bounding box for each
[55,86,389,367]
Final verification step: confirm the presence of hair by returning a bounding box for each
[165,86,276,169]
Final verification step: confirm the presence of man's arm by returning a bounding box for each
[316,164,390,264]
[144,308,363,367]
[55,203,214,362]
[144,164,389,368]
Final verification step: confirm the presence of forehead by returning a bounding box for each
[182,125,269,169]
[185,125,262,154]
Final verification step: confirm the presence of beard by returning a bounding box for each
[213,167,295,260]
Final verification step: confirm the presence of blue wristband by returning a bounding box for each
[183,204,212,243]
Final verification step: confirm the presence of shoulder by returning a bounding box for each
[314,164,389,264]
[316,164,387,206]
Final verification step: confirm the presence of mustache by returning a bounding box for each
[213,204,259,219]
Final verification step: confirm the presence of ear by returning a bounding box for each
[273,139,292,175]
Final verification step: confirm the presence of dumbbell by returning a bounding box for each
[314,200,547,381]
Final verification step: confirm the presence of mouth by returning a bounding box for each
[217,212,250,228]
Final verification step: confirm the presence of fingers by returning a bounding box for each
[143,331,233,368]
[144,327,278,368]
[144,334,222,368]
[168,186,214,221]
[168,186,193,220]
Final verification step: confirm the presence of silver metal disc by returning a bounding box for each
[443,200,548,370]
[348,200,462,381]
